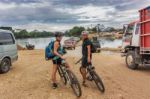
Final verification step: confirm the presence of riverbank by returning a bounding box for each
[0,50,150,99]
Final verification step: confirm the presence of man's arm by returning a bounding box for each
[87,45,91,63]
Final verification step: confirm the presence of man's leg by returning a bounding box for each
[80,67,88,87]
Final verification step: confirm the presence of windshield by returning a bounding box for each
[126,25,134,35]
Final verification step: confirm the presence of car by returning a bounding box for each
[0,30,18,73]
[63,38,77,50]
[92,37,101,53]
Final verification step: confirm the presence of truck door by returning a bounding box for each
[131,23,140,46]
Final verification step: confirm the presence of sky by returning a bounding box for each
[0,0,149,32]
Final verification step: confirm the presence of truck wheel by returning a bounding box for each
[0,58,11,73]
[126,51,138,70]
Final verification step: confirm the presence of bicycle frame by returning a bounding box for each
[87,64,95,73]
[58,64,71,84]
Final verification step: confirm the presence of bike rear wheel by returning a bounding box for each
[57,66,67,85]
[67,70,82,97]
[91,71,105,93]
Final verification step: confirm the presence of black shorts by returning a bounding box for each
[82,57,92,68]
[52,58,62,65]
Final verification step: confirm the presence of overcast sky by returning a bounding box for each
[0,0,149,31]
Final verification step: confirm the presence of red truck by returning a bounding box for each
[122,6,150,69]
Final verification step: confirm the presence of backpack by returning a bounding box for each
[45,41,55,60]
[91,42,97,53]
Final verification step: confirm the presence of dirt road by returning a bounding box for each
[0,50,150,99]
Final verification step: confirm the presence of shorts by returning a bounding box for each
[82,57,92,68]
[52,58,62,65]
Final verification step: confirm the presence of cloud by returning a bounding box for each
[0,0,149,31]
[0,2,73,25]
[0,0,40,4]
[13,23,75,32]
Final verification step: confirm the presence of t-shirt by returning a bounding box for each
[82,38,92,58]
[53,41,63,60]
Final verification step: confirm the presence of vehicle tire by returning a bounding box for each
[0,58,11,74]
[67,70,82,97]
[97,50,101,53]
[126,51,138,70]
[57,66,67,85]
[91,71,105,93]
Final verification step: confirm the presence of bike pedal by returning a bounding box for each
[91,67,95,69]
[87,76,93,81]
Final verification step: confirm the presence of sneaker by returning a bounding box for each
[52,83,58,89]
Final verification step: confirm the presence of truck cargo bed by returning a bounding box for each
[139,6,150,54]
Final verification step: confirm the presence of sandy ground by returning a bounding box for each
[0,49,150,99]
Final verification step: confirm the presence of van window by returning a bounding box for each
[0,32,15,45]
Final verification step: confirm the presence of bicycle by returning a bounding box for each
[75,58,105,93]
[57,61,82,97]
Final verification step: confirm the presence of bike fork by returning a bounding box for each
[65,71,71,85]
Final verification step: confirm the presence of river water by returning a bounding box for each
[17,37,122,49]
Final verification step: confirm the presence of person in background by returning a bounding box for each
[80,31,92,87]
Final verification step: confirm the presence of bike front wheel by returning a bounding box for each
[57,66,67,85]
[67,70,82,97]
[91,71,105,93]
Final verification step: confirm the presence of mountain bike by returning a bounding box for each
[75,58,105,93]
[57,61,82,97]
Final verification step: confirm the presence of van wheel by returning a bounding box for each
[126,51,138,70]
[0,58,11,73]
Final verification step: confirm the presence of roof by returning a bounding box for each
[139,6,150,12]
[0,29,12,33]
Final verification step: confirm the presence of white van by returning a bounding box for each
[0,29,18,73]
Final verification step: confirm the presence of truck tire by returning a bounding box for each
[0,58,11,73]
[126,51,138,70]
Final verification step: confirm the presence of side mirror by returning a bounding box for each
[123,25,126,34]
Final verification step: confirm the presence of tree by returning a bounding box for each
[14,29,29,38]
[104,27,116,32]
[91,27,97,32]
[66,26,85,37]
